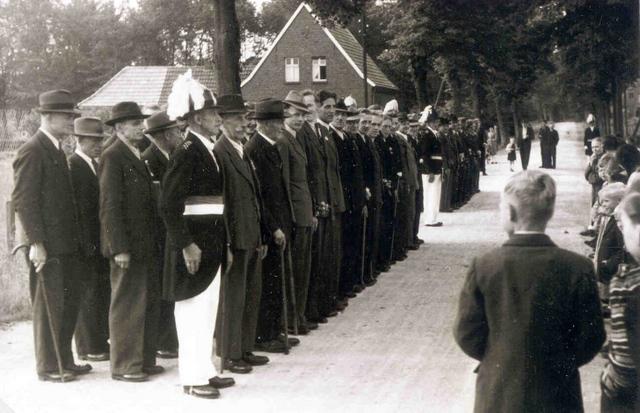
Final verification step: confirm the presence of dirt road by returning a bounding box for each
[0,122,603,412]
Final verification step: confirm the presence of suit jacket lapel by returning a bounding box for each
[36,131,66,170]
[220,136,255,189]
[115,139,151,180]
[284,130,307,165]
[187,132,219,173]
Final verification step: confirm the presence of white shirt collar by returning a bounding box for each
[257,130,276,146]
[427,126,438,136]
[284,123,297,138]
[157,146,170,160]
[396,131,408,141]
[118,136,140,159]
[39,127,60,150]
[223,131,244,158]
[316,119,330,130]
[513,230,546,235]
[75,147,96,174]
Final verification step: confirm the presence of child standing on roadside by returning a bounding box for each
[506,137,516,172]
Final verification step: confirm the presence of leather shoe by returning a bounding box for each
[408,244,419,250]
[288,324,309,335]
[79,353,109,362]
[156,350,178,359]
[309,316,328,324]
[425,222,443,227]
[255,340,288,353]
[344,291,356,298]
[38,371,76,383]
[416,238,425,244]
[323,310,338,318]
[65,363,92,375]
[183,385,219,399]
[378,265,390,273]
[143,365,165,376]
[209,376,235,389]
[112,372,149,382]
[278,335,300,346]
[353,284,365,293]
[580,229,596,237]
[364,278,377,287]
[305,321,318,330]
[584,239,596,248]
[243,352,269,366]
[224,359,252,374]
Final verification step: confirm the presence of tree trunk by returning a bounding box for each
[212,0,242,95]
[412,61,428,110]
[511,98,520,142]
[471,77,486,121]
[494,94,506,147]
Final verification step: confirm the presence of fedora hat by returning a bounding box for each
[251,99,291,120]
[143,111,178,135]
[283,90,310,113]
[73,117,106,138]
[335,99,350,114]
[218,94,247,115]
[105,101,149,126]
[36,89,81,116]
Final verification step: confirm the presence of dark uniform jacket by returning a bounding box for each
[213,135,263,251]
[12,130,81,255]
[454,234,605,413]
[99,138,158,259]
[245,131,294,240]
[280,129,314,227]
[142,144,169,182]
[297,122,330,213]
[69,153,100,257]
[331,128,365,213]
[422,128,443,175]
[317,123,346,214]
[355,132,383,207]
[160,132,225,301]
[375,133,403,187]
[396,133,419,190]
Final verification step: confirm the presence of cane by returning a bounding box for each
[286,248,299,336]
[388,180,401,263]
[360,207,368,285]
[219,246,233,374]
[13,244,66,381]
[279,245,289,354]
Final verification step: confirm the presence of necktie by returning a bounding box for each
[91,159,99,175]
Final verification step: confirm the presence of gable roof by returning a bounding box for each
[79,66,217,108]
[241,2,398,91]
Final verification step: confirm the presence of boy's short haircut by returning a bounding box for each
[621,193,640,225]
[503,170,556,226]
[300,89,318,103]
[317,90,337,105]
[598,182,626,206]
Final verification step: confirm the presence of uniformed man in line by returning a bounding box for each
[13,90,86,382]
[280,93,318,327]
[141,111,183,360]
[438,116,455,213]
[314,90,347,316]
[419,106,444,227]
[395,113,420,250]
[214,94,268,373]
[100,101,163,382]
[407,116,425,246]
[331,100,368,300]
[162,74,234,398]
[247,98,296,353]
[70,117,110,363]
[355,110,384,280]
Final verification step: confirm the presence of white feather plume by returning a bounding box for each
[418,105,432,124]
[166,69,208,120]
[344,95,357,109]
[586,113,595,124]
[383,99,399,115]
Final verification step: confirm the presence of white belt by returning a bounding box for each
[430,156,443,160]
[183,195,224,216]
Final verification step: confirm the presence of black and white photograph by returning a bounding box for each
[0,0,639,411]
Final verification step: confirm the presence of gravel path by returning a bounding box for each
[0,122,603,412]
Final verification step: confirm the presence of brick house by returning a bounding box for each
[241,2,399,106]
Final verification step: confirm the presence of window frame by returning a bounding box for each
[285,57,300,84]
[312,57,327,83]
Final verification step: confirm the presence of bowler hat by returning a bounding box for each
[397,112,408,122]
[74,117,106,138]
[143,111,178,135]
[283,90,310,113]
[218,94,247,115]
[335,99,350,114]
[36,89,81,116]
[105,101,149,126]
[251,99,290,120]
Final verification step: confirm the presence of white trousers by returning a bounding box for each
[174,268,221,386]
[423,174,442,225]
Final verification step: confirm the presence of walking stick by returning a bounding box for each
[388,180,401,263]
[279,245,289,354]
[286,248,299,335]
[13,244,66,381]
[360,207,368,285]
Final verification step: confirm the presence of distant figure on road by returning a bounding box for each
[548,120,559,169]
[584,113,600,156]
[454,170,605,413]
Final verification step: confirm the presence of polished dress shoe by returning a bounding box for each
[309,317,328,324]
[323,310,338,318]
[38,371,76,383]
[112,372,149,382]
[407,244,419,250]
[156,350,178,359]
[353,284,365,293]
[79,353,109,362]
[416,238,425,244]
[183,385,219,399]
[305,321,318,330]
[277,335,300,346]
[379,265,390,273]
[224,359,252,374]
[425,222,443,227]
[255,340,287,353]
[364,278,377,287]
[288,324,309,335]
[344,291,356,298]
[143,365,165,376]
[243,352,269,366]
[579,229,596,237]
[65,363,92,375]
[584,238,596,248]
[209,376,235,389]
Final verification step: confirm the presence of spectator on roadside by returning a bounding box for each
[581,138,605,237]
[454,170,605,413]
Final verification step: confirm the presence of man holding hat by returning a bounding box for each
[70,117,110,363]
[213,94,268,373]
[141,111,183,360]
[161,72,234,398]
[99,101,164,382]
[419,106,444,227]
[12,89,86,382]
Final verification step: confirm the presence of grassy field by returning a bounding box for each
[0,152,31,323]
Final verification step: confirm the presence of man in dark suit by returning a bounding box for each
[12,90,86,382]
[408,118,424,247]
[519,122,533,170]
[454,170,605,413]
[539,122,551,168]
[162,84,234,398]
[584,114,600,156]
[213,95,267,373]
[141,111,183,359]
[100,101,163,383]
[396,114,420,250]
[331,100,368,302]
[548,120,560,169]
[246,100,295,354]
[280,93,318,328]
[70,117,110,363]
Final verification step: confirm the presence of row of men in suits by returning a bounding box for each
[539,120,560,169]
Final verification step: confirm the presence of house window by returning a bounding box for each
[285,58,300,83]
[312,58,327,82]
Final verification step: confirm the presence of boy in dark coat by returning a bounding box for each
[454,170,605,413]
